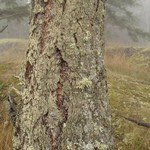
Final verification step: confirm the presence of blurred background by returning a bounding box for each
[1,0,150,46]
[0,0,150,150]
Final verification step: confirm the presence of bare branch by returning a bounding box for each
[116,113,150,128]
[122,116,150,128]
[0,25,8,33]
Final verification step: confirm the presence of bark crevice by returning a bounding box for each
[96,0,100,12]
[39,0,51,54]
[62,0,67,14]
[25,61,33,82]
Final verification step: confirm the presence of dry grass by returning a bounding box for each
[0,102,13,150]
[105,48,150,82]
[105,46,150,150]
[108,71,150,150]
[0,39,27,64]
[0,39,150,150]
[0,75,17,150]
[0,39,24,150]
[0,123,13,150]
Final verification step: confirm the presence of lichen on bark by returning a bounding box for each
[13,0,112,150]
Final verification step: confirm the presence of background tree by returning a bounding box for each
[0,0,29,33]
[1,0,149,41]
[13,0,112,150]
[106,0,150,42]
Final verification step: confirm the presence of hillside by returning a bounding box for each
[108,71,150,150]
[105,46,150,82]
[0,39,150,150]
[105,46,150,149]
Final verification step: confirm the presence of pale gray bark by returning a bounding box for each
[13,0,112,150]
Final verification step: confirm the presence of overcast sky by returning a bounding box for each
[138,0,150,31]
[1,0,150,46]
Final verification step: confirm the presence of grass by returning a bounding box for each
[105,47,150,82]
[0,39,150,149]
[0,38,27,64]
[0,102,13,150]
[108,71,150,150]
[0,68,18,150]
[105,46,150,149]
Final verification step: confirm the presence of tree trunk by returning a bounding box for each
[13,0,112,150]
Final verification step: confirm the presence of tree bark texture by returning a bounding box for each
[13,0,112,150]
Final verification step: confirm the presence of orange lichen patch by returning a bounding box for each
[55,47,68,121]
[39,0,52,54]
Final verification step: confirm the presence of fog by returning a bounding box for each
[140,0,150,32]
[105,0,150,46]
[0,0,150,46]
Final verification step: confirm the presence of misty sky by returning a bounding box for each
[1,0,150,46]
[140,0,150,32]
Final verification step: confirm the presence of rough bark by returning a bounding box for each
[13,0,112,150]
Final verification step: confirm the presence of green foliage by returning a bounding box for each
[106,0,150,41]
